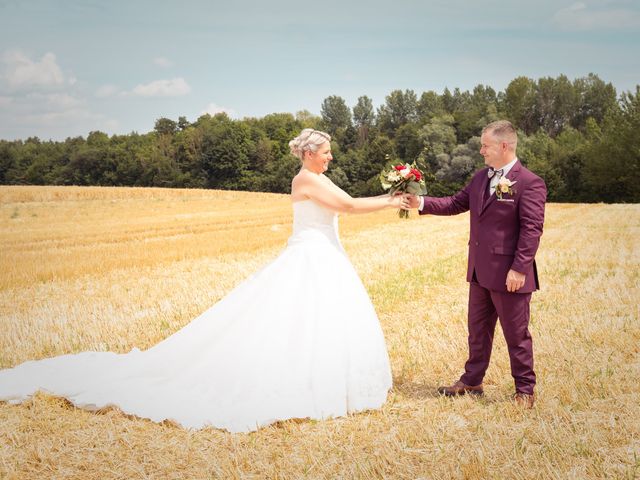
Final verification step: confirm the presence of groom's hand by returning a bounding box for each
[506,269,525,292]
[407,195,421,209]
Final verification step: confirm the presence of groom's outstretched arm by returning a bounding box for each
[412,183,471,216]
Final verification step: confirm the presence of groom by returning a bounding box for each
[408,120,546,407]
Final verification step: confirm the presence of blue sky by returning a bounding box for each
[0,0,638,140]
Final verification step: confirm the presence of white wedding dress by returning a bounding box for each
[0,200,392,433]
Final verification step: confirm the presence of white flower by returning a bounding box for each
[496,177,517,198]
[497,177,516,193]
[387,171,401,182]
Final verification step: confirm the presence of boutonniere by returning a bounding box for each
[496,177,517,199]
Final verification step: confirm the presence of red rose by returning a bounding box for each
[394,165,405,171]
[411,168,422,181]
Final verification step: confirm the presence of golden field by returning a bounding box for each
[0,185,638,480]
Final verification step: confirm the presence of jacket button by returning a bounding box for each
[475,241,479,246]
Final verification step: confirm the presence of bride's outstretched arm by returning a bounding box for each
[293,171,409,214]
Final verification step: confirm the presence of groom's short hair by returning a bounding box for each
[483,120,518,149]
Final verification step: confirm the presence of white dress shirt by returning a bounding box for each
[488,157,518,197]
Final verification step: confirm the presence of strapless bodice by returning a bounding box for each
[287,200,342,249]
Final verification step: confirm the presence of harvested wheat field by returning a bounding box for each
[0,185,638,479]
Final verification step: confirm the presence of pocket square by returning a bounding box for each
[497,198,515,203]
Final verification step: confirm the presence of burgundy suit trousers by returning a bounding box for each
[460,280,536,394]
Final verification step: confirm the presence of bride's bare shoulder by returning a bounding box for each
[290,170,311,201]
[292,169,321,186]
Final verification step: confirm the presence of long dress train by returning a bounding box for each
[0,200,392,433]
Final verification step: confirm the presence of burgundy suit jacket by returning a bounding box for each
[420,161,547,293]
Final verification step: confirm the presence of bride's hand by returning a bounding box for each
[390,193,411,210]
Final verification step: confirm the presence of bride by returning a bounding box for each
[0,129,410,433]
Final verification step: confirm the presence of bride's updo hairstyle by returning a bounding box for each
[289,128,331,162]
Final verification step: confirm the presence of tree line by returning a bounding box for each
[1,73,638,202]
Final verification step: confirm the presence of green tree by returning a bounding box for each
[417,91,444,124]
[198,114,256,190]
[173,126,207,187]
[377,89,418,136]
[582,86,640,202]
[154,117,178,136]
[395,123,422,163]
[434,136,483,185]
[418,114,457,169]
[320,95,352,138]
[177,116,190,131]
[352,96,375,146]
[441,87,455,113]
[256,113,301,156]
[504,76,537,133]
[572,73,617,130]
[1,75,637,202]
[518,129,565,201]
[295,110,321,129]
[534,75,579,137]
[0,141,16,183]
[62,135,110,185]
[451,85,498,142]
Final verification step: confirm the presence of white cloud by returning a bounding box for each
[1,51,73,90]
[551,2,640,30]
[1,107,119,140]
[131,77,191,97]
[201,102,235,117]
[40,92,84,109]
[95,84,119,97]
[8,92,85,115]
[21,109,97,126]
[0,90,119,140]
[153,57,173,68]
[0,50,121,139]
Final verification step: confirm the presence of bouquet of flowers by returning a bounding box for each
[380,162,427,218]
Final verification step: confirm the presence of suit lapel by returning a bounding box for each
[478,169,490,215]
[479,172,493,216]
[507,160,522,185]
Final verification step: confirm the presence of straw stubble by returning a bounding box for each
[0,186,638,479]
